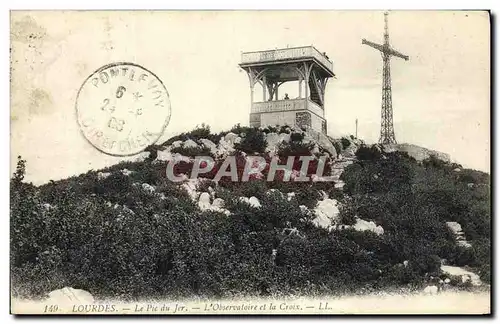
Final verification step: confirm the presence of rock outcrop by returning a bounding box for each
[383,143,451,163]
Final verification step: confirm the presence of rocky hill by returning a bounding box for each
[10,124,491,300]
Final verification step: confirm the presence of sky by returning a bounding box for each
[10,10,490,185]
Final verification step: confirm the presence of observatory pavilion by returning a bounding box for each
[239,46,335,134]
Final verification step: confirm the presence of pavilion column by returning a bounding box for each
[250,84,254,104]
[248,67,256,106]
[298,76,303,99]
[262,75,267,101]
[275,83,279,100]
[304,63,310,110]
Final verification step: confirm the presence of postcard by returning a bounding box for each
[10,10,491,315]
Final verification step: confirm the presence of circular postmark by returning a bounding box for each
[76,62,171,156]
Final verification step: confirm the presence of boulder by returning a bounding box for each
[446,221,472,248]
[141,183,156,194]
[266,189,284,199]
[183,139,198,148]
[245,156,267,176]
[311,143,320,155]
[446,221,463,234]
[313,198,339,229]
[239,196,262,208]
[353,218,384,235]
[457,241,472,248]
[212,198,225,209]
[265,132,280,153]
[217,137,236,157]
[423,285,438,295]
[199,138,218,155]
[441,265,482,286]
[278,132,291,143]
[198,192,212,210]
[170,140,183,148]
[304,128,337,158]
[47,287,94,304]
[156,148,173,161]
[121,169,134,176]
[182,179,201,201]
[97,172,111,180]
[224,132,239,145]
[248,196,261,208]
[172,153,191,163]
[134,151,151,162]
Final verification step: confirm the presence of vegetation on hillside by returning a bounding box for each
[10,127,491,300]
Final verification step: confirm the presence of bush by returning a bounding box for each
[295,185,322,209]
[355,145,382,161]
[163,124,221,146]
[338,202,357,226]
[277,141,315,157]
[262,125,279,134]
[12,156,26,185]
[170,145,214,158]
[457,169,490,185]
[341,137,351,150]
[290,132,305,142]
[10,128,491,299]
[341,152,413,195]
[196,179,215,193]
[234,128,267,154]
[423,154,448,169]
[332,141,343,155]
[229,123,249,135]
[279,125,292,134]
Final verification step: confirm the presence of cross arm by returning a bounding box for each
[386,47,409,61]
[362,38,384,53]
[362,38,409,61]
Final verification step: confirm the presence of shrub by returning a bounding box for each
[341,152,413,195]
[234,128,267,154]
[355,145,382,161]
[238,180,268,199]
[170,145,214,157]
[218,179,268,201]
[10,127,491,299]
[12,156,26,185]
[332,141,343,155]
[188,123,211,140]
[290,132,305,142]
[341,137,351,150]
[279,125,292,134]
[262,125,279,134]
[423,154,448,169]
[230,123,251,135]
[457,169,490,185]
[163,124,220,146]
[338,203,357,226]
[196,179,215,193]
[293,184,323,209]
[328,188,345,201]
[277,141,314,157]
